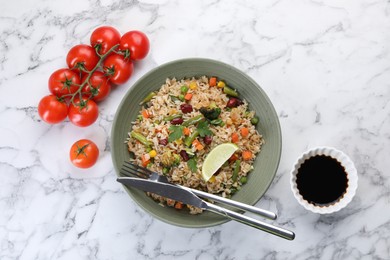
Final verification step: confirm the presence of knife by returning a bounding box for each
[117,177,295,240]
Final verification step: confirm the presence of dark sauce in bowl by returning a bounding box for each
[296,155,348,206]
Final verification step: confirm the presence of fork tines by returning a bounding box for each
[120,161,152,179]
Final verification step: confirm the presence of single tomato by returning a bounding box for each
[70,139,99,168]
[103,53,134,85]
[48,68,81,97]
[38,95,68,124]
[81,71,111,102]
[119,30,150,60]
[90,26,121,55]
[68,97,99,127]
[66,44,99,73]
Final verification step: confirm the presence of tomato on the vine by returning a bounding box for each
[48,68,81,97]
[66,44,99,73]
[120,31,150,60]
[68,97,99,127]
[103,53,134,85]
[70,139,99,168]
[81,71,111,102]
[38,95,68,124]
[90,26,121,55]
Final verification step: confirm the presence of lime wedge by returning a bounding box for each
[201,143,239,182]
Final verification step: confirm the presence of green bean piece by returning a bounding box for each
[140,92,156,104]
[130,131,152,147]
[184,130,200,147]
[169,95,180,102]
[239,176,247,184]
[232,160,241,182]
[163,114,182,121]
[181,85,189,94]
[182,115,204,126]
[162,167,169,175]
[210,118,223,126]
[223,86,239,97]
[250,116,259,125]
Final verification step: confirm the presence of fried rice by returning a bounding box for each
[127,76,264,214]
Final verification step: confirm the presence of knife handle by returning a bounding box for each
[205,202,295,240]
[188,188,277,220]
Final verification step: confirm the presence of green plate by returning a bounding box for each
[111,58,281,228]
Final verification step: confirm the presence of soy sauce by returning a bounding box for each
[296,155,348,206]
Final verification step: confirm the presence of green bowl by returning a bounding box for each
[111,58,281,228]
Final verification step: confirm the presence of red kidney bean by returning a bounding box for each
[203,135,212,145]
[180,104,193,114]
[179,150,189,162]
[171,117,184,125]
[159,138,168,146]
[226,97,243,108]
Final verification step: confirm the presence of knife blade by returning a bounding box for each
[117,177,295,240]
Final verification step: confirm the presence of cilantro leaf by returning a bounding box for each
[168,125,184,142]
[196,120,213,137]
[187,157,197,173]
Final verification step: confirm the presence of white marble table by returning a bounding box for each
[1,0,389,259]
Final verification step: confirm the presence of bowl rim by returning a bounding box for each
[111,57,282,227]
[290,146,358,214]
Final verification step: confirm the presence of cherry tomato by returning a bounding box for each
[119,31,150,60]
[90,26,121,55]
[66,44,99,73]
[81,71,111,102]
[70,139,99,168]
[48,68,81,97]
[103,53,134,85]
[68,97,99,127]
[38,95,68,124]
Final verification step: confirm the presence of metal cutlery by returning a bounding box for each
[117,177,295,240]
[120,161,276,220]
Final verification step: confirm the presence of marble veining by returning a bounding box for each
[1,0,390,259]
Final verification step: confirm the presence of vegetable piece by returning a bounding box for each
[178,94,185,101]
[189,82,197,90]
[209,77,217,87]
[251,116,259,125]
[174,202,184,209]
[187,157,197,172]
[181,85,189,94]
[217,81,226,88]
[184,93,193,100]
[171,117,184,125]
[229,153,238,162]
[231,133,239,143]
[232,160,241,182]
[196,120,213,137]
[141,154,150,167]
[240,127,249,137]
[192,139,204,151]
[183,127,191,136]
[179,150,190,162]
[226,97,243,108]
[183,115,204,126]
[159,138,168,146]
[149,150,157,158]
[203,135,212,145]
[240,176,247,184]
[131,131,152,147]
[184,130,199,147]
[242,150,253,161]
[70,139,99,168]
[210,118,223,126]
[163,114,182,121]
[142,109,150,119]
[180,104,193,114]
[140,92,156,104]
[223,86,238,97]
[169,95,180,102]
[199,107,221,120]
[168,125,185,142]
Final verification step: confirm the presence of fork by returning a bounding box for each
[120,161,277,220]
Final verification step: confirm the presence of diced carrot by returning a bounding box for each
[183,127,191,136]
[174,202,184,209]
[229,153,238,162]
[141,154,151,167]
[209,77,217,87]
[196,144,204,150]
[142,109,150,119]
[242,150,253,161]
[184,93,193,101]
[240,127,249,137]
[192,139,204,150]
[231,133,239,143]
